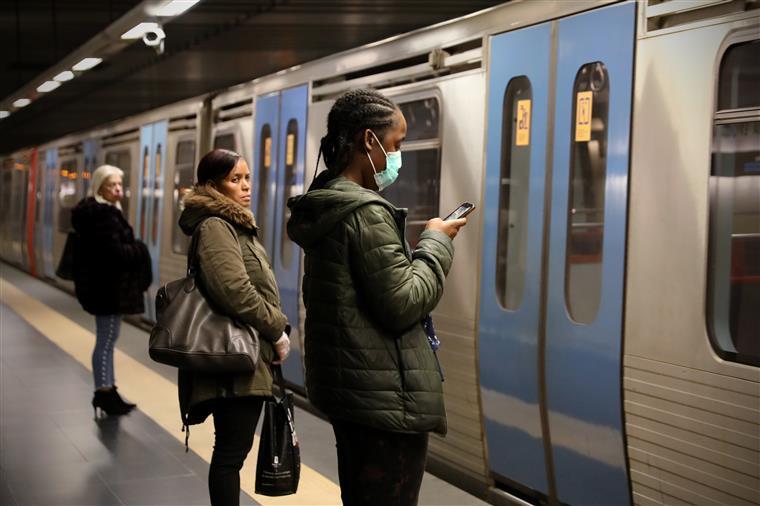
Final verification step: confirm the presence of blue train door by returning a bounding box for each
[82,139,99,197]
[252,84,308,388]
[478,3,635,505]
[478,21,553,496]
[136,121,168,321]
[42,148,58,278]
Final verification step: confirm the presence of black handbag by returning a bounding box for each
[148,226,259,373]
[255,365,301,496]
[55,230,77,280]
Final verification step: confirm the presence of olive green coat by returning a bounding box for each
[177,185,288,425]
[287,173,454,435]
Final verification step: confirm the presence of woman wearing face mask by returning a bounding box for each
[71,164,151,417]
[177,149,291,506]
[287,89,466,506]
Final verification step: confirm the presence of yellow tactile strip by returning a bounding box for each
[0,276,342,506]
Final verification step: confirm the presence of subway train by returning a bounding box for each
[1,1,758,505]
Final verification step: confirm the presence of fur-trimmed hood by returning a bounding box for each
[178,184,257,236]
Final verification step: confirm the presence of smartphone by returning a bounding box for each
[444,202,476,221]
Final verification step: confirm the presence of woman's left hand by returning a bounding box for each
[272,332,290,364]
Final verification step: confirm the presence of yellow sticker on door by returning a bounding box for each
[575,91,593,142]
[286,133,295,166]
[515,99,531,147]
[264,137,272,168]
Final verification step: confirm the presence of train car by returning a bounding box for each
[1,1,757,505]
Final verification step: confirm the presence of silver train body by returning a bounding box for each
[1,1,758,504]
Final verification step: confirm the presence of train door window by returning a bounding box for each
[214,133,236,151]
[495,77,532,310]
[58,159,79,233]
[257,124,273,245]
[280,119,298,268]
[172,140,196,254]
[707,39,760,366]
[140,146,150,238]
[383,96,441,247]
[564,62,610,324]
[152,143,162,244]
[105,150,132,218]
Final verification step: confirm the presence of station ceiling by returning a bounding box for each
[0,0,508,154]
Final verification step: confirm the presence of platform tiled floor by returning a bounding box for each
[0,264,490,506]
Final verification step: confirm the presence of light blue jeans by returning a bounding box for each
[93,315,121,389]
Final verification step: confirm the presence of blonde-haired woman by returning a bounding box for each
[71,165,151,417]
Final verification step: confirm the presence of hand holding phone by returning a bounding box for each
[426,202,475,239]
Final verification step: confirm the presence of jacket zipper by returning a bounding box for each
[394,339,406,392]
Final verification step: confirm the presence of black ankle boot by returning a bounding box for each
[92,389,133,418]
[110,386,136,410]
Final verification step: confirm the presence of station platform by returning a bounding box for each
[0,264,489,506]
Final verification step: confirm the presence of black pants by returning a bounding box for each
[332,419,429,506]
[208,396,264,506]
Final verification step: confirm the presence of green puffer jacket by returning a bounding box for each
[177,185,288,425]
[287,173,454,435]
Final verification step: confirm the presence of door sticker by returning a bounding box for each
[575,91,593,142]
[264,137,272,168]
[516,99,531,146]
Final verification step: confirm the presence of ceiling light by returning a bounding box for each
[0,111,9,119]
[147,0,200,17]
[72,57,102,71]
[54,71,75,82]
[13,98,31,108]
[37,81,61,93]
[121,22,161,39]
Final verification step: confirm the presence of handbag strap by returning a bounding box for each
[272,364,288,398]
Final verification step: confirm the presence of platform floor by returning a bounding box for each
[0,264,490,506]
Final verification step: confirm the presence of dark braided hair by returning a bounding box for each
[319,89,398,174]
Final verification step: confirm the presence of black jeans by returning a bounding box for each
[332,419,429,506]
[208,396,264,506]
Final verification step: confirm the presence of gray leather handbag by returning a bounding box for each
[148,226,259,373]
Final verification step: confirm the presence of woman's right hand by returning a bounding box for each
[272,333,290,364]
[425,217,467,239]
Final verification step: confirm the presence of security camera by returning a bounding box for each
[142,25,166,55]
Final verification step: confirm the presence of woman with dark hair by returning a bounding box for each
[177,149,291,506]
[287,89,467,506]
[72,164,151,417]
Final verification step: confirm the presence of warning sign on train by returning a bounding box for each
[286,133,295,165]
[264,137,272,168]
[515,99,531,147]
[575,91,593,142]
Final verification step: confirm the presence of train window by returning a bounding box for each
[172,140,196,254]
[105,150,132,218]
[707,40,760,366]
[495,77,532,310]
[718,40,760,110]
[57,159,79,233]
[383,96,441,247]
[399,98,440,141]
[256,124,273,246]
[564,62,610,325]
[280,119,298,268]
[214,133,236,152]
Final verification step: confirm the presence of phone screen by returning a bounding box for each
[444,202,475,221]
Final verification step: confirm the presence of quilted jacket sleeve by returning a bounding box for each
[348,204,454,333]
[195,217,287,342]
